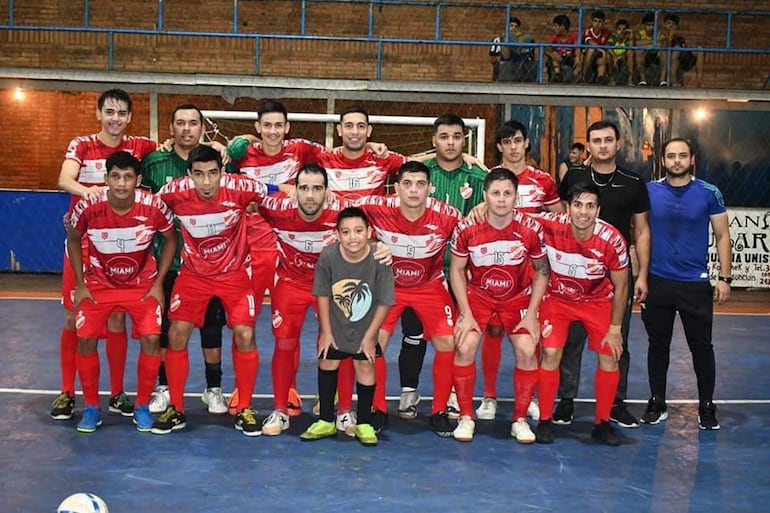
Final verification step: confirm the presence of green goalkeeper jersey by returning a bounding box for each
[422,157,487,270]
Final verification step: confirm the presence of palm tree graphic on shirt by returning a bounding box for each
[332,279,373,322]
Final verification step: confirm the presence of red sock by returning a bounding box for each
[271,346,295,412]
[432,351,454,415]
[60,328,78,395]
[291,344,300,390]
[165,348,189,412]
[538,367,560,421]
[372,356,388,413]
[594,368,620,424]
[452,362,476,417]
[513,367,538,420]
[481,333,503,398]
[76,351,100,406]
[136,352,161,406]
[234,348,259,411]
[106,331,128,396]
[337,357,356,413]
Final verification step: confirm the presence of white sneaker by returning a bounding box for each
[475,397,497,420]
[398,389,420,419]
[527,398,540,420]
[336,411,357,437]
[447,390,460,420]
[511,418,536,444]
[453,415,475,442]
[149,386,170,414]
[202,387,228,415]
[261,409,290,436]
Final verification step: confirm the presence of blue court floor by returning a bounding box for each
[1,297,769,512]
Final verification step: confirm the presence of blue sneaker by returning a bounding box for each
[133,405,153,432]
[76,406,103,433]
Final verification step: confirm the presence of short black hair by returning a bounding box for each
[662,137,693,156]
[187,145,223,170]
[483,167,519,191]
[571,142,585,152]
[433,114,466,134]
[642,12,655,25]
[616,19,629,28]
[171,103,203,124]
[664,14,680,26]
[509,16,521,26]
[495,120,528,144]
[336,206,370,229]
[97,89,132,112]
[591,10,606,21]
[339,105,369,124]
[396,161,431,182]
[106,151,141,176]
[553,15,570,29]
[566,182,601,205]
[297,162,328,188]
[587,120,620,140]
[258,100,288,120]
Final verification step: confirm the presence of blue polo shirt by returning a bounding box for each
[647,177,726,282]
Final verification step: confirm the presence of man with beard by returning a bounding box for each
[556,120,650,429]
[640,138,730,430]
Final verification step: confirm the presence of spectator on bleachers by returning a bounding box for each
[580,10,611,84]
[634,12,659,86]
[490,16,537,83]
[659,14,703,87]
[608,19,634,85]
[544,15,578,83]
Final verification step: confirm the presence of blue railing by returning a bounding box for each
[3,0,769,82]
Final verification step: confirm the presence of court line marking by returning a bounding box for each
[4,388,770,405]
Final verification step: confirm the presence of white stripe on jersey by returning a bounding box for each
[516,184,546,208]
[273,229,335,255]
[86,225,155,254]
[326,165,382,191]
[79,159,109,185]
[546,246,607,280]
[468,239,529,266]
[375,228,445,259]
[240,159,299,185]
[177,210,241,238]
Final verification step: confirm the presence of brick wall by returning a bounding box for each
[1,0,768,86]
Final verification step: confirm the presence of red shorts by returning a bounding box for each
[169,270,256,328]
[75,287,161,339]
[270,279,317,339]
[539,296,612,355]
[250,249,278,300]
[468,290,530,335]
[381,281,455,339]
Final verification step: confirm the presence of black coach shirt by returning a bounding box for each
[558,166,650,243]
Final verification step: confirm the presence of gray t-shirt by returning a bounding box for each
[313,242,395,354]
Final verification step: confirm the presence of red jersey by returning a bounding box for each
[547,32,578,57]
[356,195,462,288]
[258,196,348,284]
[64,134,157,210]
[451,212,546,302]
[158,174,269,278]
[537,212,628,302]
[233,138,326,250]
[490,165,560,213]
[583,27,610,46]
[318,148,407,201]
[70,189,174,289]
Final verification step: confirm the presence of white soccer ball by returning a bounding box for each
[57,493,109,513]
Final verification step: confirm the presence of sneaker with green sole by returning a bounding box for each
[300,420,337,441]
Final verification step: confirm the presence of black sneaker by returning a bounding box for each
[591,420,621,446]
[552,398,573,425]
[371,409,389,434]
[51,392,75,420]
[640,397,668,425]
[698,401,720,430]
[235,408,262,437]
[151,405,187,435]
[610,402,639,428]
[430,412,453,438]
[535,420,554,444]
[108,391,135,417]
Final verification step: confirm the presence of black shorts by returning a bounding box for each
[644,51,660,67]
[322,344,383,361]
[679,50,696,71]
